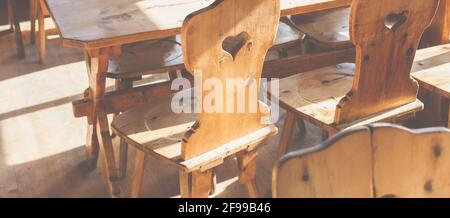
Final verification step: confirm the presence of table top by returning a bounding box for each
[45,0,350,49]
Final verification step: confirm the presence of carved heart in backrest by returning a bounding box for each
[384,11,408,31]
[222,32,250,60]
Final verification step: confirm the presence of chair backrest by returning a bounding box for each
[373,124,450,198]
[334,0,440,124]
[180,0,280,159]
[273,123,450,198]
[273,126,373,198]
[420,0,450,47]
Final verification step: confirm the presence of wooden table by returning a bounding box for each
[42,0,444,197]
[45,0,350,49]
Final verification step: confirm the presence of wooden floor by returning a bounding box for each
[0,19,324,198]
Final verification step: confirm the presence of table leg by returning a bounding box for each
[7,0,13,30]
[37,0,46,63]
[30,0,36,44]
[86,121,99,169]
[10,0,25,59]
[84,48,121,197]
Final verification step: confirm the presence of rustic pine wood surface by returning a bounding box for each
[1,0,448,198]
[0,19,324,197]
[44,0,351,49]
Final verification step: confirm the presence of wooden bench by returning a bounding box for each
[111,0,279,198]
[274,0,440,158]
[273,123,450,198]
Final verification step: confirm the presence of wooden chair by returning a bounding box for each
[412,44,450,128]
[275,0,439,158]
[291,0,448,52]
[291,7,351,51]
[111,0,279,198]
[273,123,450,198]
[107,21,305,88]
[107,20,302,180]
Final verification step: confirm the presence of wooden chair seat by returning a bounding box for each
[111,93,277,172]
[291,7,351,49]
[412,44,450,99]
[277,63,424,133]
[107,36,184,79]
[273,20,305,51]
[107,22,303,79]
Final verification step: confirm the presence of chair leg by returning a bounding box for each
[297,118,306,136]
[191,170,213,198]
[131,150,146,198]
[209,169,217,195]
[37,1,45,63]
[169,71,179,81]
[10,0,25,59]
[237,150,258,198]
[96,116,122,197]
[180,170,213,198]
[7,0,13,30]
[114,79,133,179]
[278,112,296,158]
[118,139,128,179]
[112,79,133,137]
[304,38,316,53]
[30,0,36,44]
[322,130,329,141]
[179,170,191,198]
[86,121,100,170]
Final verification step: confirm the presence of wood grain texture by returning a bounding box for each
[236,150,259,197]
[420,0,450,47]
[30,0,37,44]
[412,44,450,129]
[279,63,355,127]
[130,150,146,198]
[105,23,303,79]
[274,124,450,198]
[278,112,296,158]
[273,126,373,198]
[180,0,280,159]
[412,44,450,99]
[111,94,277,172]
[373,124,450,198]
[38,0,48,63]
[191,170,213,198]
[107,36,185,79]
[335,0,440,124]
[44,0,350,49]
[291,7,351,49]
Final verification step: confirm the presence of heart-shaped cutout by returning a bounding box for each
[222,32,250,60]
[384,11,408,31]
